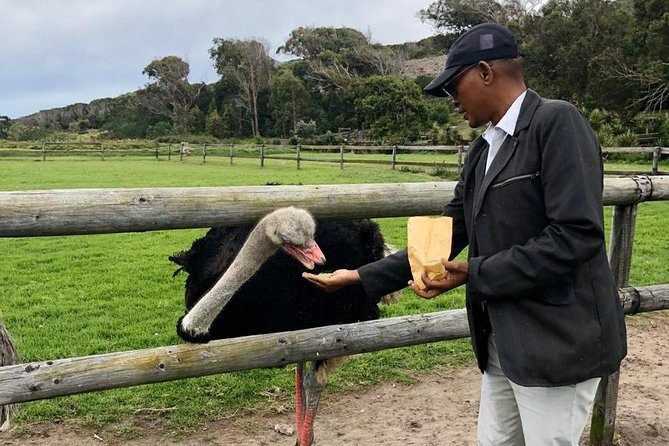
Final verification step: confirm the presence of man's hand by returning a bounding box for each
[409,260,469,299]
[302,269,360,293]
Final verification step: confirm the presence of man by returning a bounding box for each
[303,23,627,445]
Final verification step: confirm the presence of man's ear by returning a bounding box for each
[479,61,494,84]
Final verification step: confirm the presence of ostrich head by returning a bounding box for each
[263,207,326,270]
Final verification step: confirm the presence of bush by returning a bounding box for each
[658,114,669,146]
[597,124,618,147]
[153,134,219,144]
[429,163,459,180]
[398,166,425,174]
[7,123,45,141]
[429,123,464,145]
[146,122,173,139]
[294,120,318,139]
[615,130,638,147]
[312,130,338,145]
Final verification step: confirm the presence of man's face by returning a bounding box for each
[449,62,493,129]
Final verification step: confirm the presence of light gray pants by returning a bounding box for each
[478,335,601,446]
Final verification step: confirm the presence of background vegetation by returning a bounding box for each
[1,0,668,147]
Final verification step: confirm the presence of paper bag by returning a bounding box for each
[407,216,453,290]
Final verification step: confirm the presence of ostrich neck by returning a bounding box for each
[185,221,279,328]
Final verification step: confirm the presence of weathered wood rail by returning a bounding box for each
[0,285,666,406]
[0,176,667,237]
[0,175,668,446]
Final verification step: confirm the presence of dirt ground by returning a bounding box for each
[3,312,667,446]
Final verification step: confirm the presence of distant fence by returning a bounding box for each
[0,142,667,175]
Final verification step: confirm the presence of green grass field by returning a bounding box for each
[0,157,667,434]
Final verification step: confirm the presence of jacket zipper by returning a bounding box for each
[490,171,540,190]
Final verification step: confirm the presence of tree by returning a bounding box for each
[277,27,369,59]
[0,116,10,139]
[418,0,537,33]
[603,0,669,110]
[269,70,310,137]
[210,39,274,138]
[140,56,203,133]
[279,27,406,94]
[352,76,428,141]
[7,122,44,141]
[205,104,226,138]
[520,0,638,110]
[101,94,169,139]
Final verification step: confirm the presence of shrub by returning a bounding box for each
[615,130,638,147]
[294,120,318,139]
[429,162,459,180]
[7,123,45,141]
[658,114,669,146]
[398,166,425,174]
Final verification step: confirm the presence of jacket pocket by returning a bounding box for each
[490,171,540,190]
[537,279,575,306]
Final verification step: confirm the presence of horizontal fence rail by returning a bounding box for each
[0,285,665,406]
[0,176,667,237]
[1,144,666,174]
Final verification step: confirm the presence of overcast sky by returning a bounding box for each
[1,0,437,119]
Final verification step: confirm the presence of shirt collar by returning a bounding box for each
[482,89,527,143]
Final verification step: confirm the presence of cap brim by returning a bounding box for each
[423,65,461,97]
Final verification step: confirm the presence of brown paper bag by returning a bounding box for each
[407,216,453,290]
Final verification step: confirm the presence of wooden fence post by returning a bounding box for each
[339,145,344,169]
[155,144,159,160]
[260,143,265,167]
[41,142,46,161]
[457,145,464,175]
[652,146,660,175]
[392,145,397,170]
[589,176,649,446]
[168,144,171,161]
[202,143,207,163]
[180,143,185,162]
[229,144,234,165]
[296,143,301,170]
[100,143,105,161]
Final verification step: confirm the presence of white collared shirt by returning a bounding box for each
[482,90,527,174]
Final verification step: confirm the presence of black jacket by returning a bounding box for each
[359,89,627,386]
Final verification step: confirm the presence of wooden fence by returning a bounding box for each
[1,142,667,175]
[0,175,668,446]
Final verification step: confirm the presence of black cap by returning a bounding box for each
[424,23,520,97]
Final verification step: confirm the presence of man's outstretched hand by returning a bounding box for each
[409,260,469,299]
[302,269,360,293]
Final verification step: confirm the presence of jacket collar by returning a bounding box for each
[513,89,541,136]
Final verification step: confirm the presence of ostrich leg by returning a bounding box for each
[298,361,326,446]
[295,362,306,441]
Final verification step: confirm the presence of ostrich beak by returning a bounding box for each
[284,242,326,270]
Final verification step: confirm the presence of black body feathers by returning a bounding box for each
[172,219,387,343]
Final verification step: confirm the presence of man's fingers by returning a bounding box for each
[422,272,443,288]
[409,280,439,299]
[442,260,468,273]
[302,272,327,289]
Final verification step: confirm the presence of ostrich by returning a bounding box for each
[0,318,18,432]
[171,207,395,445]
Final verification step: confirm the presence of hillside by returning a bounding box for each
[14,56,445,132]
[401,56,443,78]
